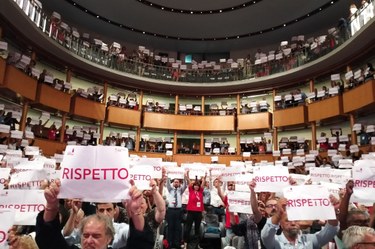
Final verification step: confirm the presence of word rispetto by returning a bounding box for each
[9,181,42,189]
[354,180,375,188]
[287,198,331,207]
[62,168,129,180]
[0,231,6,243]
[0,204,45,212]
[253,176,289,182]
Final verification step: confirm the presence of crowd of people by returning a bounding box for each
[2,158,375,249]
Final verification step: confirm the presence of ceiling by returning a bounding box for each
[39,0,359,53]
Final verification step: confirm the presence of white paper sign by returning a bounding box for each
[352,160,375,202]
[182,163,207,179]
[0,190,46,225]
[8,169,48,189]
[167,166,185,180]
[309,168,351,185]
[0,168,11,190]
[0,209,15,248]
[221,167,242,182]
[129,165,156,190]
[59,146,130,202]
[227,191,253,214]
[253,166,290,192]
[234,173,253,192]
[283,185,336,220]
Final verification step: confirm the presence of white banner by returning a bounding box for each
[221,167,242,182]
[0,190,45,225]
[12,159,44,170]
[59,146,130,202]
[227,191,253,214]
[0,168,11,190]
[319,182,342,199]
[352,160,375,202]
[182,163,207,179]
[253,166,290,192]
[234,174,253,192]
[283,185,336,220]
[166,166,185,180]
[309,168,351,185]
[129,165,156,190]
[0,209,15,248]
[8,169,47,189]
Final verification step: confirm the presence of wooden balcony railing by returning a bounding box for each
[343,80,375,113]
[308,95,343,122]
[106,106,141,127]
[238,112,272,130]
[36,84,71,113]
[70,95,105,121]
[2,64,37,100]
[273,105,307,127]
[143,112,235,131]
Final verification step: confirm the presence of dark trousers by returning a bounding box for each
[166,208,183,247]
[184,210,202,242]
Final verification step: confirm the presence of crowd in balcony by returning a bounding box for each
[9,0,374,84]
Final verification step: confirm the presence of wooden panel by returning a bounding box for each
[0,58,6,84]
[238,112,272,130]
[36,84,71,112]
[33,138,66,157]
[343,80,375,113]
[107,106,141,127]
[308,95,343,122]
[2,65,37,100]
[130,152,275,165]
[274,105,307,127]
[143,112,235,131]
[71,95,105,120]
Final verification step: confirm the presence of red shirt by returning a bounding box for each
[224,195,239,228]
[187,185,204,212]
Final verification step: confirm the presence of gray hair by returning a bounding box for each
[342,225,375,248]
[79,214,115,241]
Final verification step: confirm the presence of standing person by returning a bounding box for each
[217,180,239,246]
[261,198,339,248]
[184,171,206,248]
[35,179,144,249]
[125,179,166,249]
[165,174,187,249]
[229,180,263,249]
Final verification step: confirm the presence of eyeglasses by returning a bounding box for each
[355,242,375,247]
[228,184,234,187]
[265,204,277,208]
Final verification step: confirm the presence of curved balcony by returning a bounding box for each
[343,79,375,113]
[237,112,272,131]
[273,105,307,128]
[1,0,375,95]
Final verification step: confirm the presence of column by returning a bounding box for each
[175,95,179,114]
[135,127,141,151]
[311,121,317,150]
[201,96,205,115]
[349,113,357,145]
[19,100,29,132]
[200,132,204,155]
[59,113,67,143]
[273,127,278,150]
[173,132,177,154]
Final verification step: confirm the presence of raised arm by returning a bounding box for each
[62,199,81,236]
[200,172,207,189]
[216,179,226,203]
[158,167,167,196]
[150,179,166,223]
[125,180,144,232]
[185,170,191,186]
[338,180,353,234]
[43,179,61,222]
[249,180,262,223]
